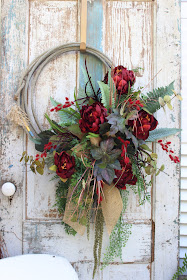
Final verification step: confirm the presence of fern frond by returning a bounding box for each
[143,82,174,114]
[107,69,116,109]
[98,81,110,110]
[146,128,181,142]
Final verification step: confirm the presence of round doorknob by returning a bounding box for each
[1,182,16,197]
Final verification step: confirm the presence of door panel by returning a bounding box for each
[0,0,180,279]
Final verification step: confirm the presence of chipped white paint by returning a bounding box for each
[152,0,181,279]
[103,1,153,92]
[26,0,78,219]
[0,0,27,257]
[0,0,180,279]
[23,221,151,263]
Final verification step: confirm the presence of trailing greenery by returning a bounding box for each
[172,253,187,280]
[120,189,130,213]
[142,82,174,114]
[146,128,181,142]
[93,209,104,279]
[101,214,132,269]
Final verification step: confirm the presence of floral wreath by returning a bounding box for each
[8,44,182,278]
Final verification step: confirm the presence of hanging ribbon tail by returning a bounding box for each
[101,183,123,235]
[63,187,86,236]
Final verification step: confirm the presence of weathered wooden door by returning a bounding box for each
[0,0,180,279]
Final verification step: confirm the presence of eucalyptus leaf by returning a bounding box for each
[140,144,152,152]
[167,103,173,110]
[36,166,44,175]
[146,128,181,142]
[164,95,171,103]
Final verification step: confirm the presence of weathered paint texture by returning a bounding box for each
[0,0,27,257]
[0,0,180,279]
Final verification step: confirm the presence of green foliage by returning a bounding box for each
[146,128,181,142]
[55,180,69,215]
[172,253,187,280]
[102,214,132,269]
[55,181,77,236]
[63,223,77,236]
[131,159,151,204]
[50,97,78,125]
[142,82,174,114]
[98,81,110,110]
[35,130,55,152]
[20,151,45,175]
[120,189,130,213]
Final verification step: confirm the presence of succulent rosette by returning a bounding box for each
[20,63,181,278]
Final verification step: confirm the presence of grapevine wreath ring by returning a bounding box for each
[14,42,113,137]
[8,42,182,278]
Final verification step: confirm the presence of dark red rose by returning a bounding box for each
[114,161,137,189]
[128,110,158,140]
[54,151,75,179]
[79,102,108,134]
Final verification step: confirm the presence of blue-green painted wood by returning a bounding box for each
[79,0,104,93]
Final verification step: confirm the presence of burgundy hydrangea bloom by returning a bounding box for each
[114,161,137,189]
[79,102,108,134]
[128,110,158,140]
[54,151,75,179]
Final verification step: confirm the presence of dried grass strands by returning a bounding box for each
[7,105,34,137]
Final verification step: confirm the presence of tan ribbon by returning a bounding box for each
[101,183,123,235]
[63,183,123,236]
[63,187,86,236]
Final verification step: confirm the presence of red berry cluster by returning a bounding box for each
[35,142,57,161]
[118,137,130,164]
[158,140,180,163]
[50,97,74,112]
[127,98,144,111]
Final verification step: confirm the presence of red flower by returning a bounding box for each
[114,161,137,189]
[79,102,108,134]
[54,151,75,179]
[128,110,158,140]
[103,66,135,95]
[113,66,136,95]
